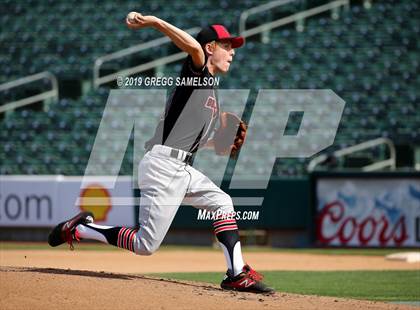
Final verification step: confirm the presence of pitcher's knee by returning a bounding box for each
[217,194,235,215]
[134,238,160,256]
[136,246,157,256]
[225,195,234,208]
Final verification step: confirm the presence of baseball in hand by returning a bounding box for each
[127,12,137,23]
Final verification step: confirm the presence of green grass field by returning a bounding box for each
[1,242,419,302]
[150,270,420,302]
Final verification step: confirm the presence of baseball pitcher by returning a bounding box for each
[48,12,273,294]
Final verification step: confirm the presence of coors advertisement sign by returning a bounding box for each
[316,178,420,247]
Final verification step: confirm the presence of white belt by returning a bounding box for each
[150,145,193,164]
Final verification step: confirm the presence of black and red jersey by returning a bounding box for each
[145,56,219,153]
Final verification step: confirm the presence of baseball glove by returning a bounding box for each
[213,112,247,159]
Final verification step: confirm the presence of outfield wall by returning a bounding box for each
[1,172,419,247]
[0,175,135,228]
[312,172,420,248]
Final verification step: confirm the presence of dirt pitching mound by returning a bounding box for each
[0,266,416,310]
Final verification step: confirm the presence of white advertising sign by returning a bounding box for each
[0,176,135,227]
[0,176,59,226]
[316,178,420,247]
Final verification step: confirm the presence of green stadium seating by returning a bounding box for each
[0,0,418,176]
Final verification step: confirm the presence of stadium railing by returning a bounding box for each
[0,71,58,114]
[92,0,350,89]
[93,27,200,89]
[307,137,397,172]
[240,0,349,37]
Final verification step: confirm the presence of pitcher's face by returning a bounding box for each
[210,40,235,74]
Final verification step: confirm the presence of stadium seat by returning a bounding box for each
[0,0,418,176]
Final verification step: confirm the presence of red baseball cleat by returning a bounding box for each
[220,265,274,294]
[243,263,264,281]
[48,212,94,250]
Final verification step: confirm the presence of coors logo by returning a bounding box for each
[317,201,408,246]
[316,179,420,247]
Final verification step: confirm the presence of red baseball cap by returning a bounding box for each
[196,25,245,48]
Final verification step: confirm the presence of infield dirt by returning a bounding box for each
[1,249,418,309]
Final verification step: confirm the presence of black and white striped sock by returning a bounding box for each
[76,223,138,253]
[213,218,245,277]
